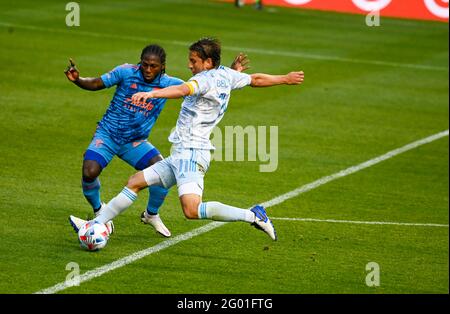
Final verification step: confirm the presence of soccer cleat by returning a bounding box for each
[103,220,114,236]
[140,211,171,237]
[250,205,277,241]
[69,214,113,236]
[95,203,115,235]
[69,215,86,233]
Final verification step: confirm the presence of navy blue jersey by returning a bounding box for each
[99,63,184,145]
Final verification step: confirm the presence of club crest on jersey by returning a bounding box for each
[95,139,104,148]
[132,140,144,147]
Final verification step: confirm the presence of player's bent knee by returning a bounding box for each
[82,161,102,180]
[179,192,201,219]
[126,172,147,193]
[126,174,140,189]
[83,169,99,180]
[148,154,163,166]
[182,205,198,219]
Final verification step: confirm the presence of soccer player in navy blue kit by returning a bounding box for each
[65,45,249,237]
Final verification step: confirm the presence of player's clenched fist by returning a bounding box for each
[64,58,79,82]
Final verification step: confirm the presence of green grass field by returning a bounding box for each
[0,0,448,294]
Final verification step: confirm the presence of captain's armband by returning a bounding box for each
[185,80,199,96]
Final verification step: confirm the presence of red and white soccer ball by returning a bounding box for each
[78,221,109,251]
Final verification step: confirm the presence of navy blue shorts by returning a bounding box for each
[84,128,160,170]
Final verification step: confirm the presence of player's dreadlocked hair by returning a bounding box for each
[140,44,166,74]
[189,37,221,68]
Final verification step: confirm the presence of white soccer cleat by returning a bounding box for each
[69,215,86,233]
[250,205,277,241]
[95,203,115,235]
[69,214,113,236]
[141,211,171,237]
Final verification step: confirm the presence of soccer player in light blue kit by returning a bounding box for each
[65,44,249,237]
[70,38,304,241]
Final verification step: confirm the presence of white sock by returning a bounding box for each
[197,201,255,222]
[96,187,137,224]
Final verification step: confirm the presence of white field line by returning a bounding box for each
[271,217,449,228]
[0,22,447,72]
[36,221,226,294]
[34,129,448,294]
[261,130,449,209]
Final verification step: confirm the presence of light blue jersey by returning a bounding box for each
[169,66,251,149]
[149,66,251,197]
[100,63,184,145]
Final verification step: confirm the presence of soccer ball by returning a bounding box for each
[78,221,109,251]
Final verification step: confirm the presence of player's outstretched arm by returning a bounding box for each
[250,71,304,87]
[64,58,105,91]
[131,83,191,104]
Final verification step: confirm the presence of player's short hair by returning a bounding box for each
[141,44,166,64]
[189,37,221,67]
[140,44,166,74]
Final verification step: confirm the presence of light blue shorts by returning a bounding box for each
[84,127,160,170]
[151,146,211,196]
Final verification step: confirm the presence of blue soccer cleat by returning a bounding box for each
[250,205,277,241]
